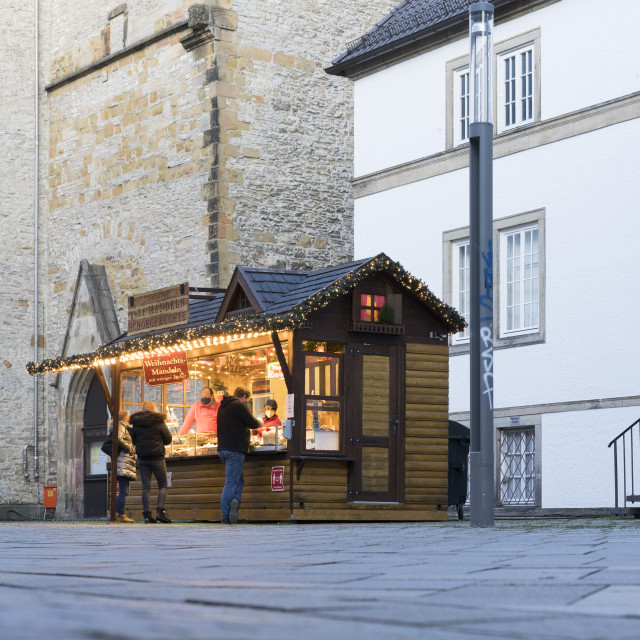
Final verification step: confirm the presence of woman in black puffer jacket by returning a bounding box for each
[130,400,172,523]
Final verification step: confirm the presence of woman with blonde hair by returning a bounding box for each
[130,400,172,523]
[107,410,137,523]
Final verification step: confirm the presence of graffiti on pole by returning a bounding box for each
[480,239,493,409]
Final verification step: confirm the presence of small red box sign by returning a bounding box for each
[271,466,284,492]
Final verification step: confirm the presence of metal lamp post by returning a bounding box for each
[469,2,495,527]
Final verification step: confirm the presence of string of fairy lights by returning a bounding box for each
[25,253,466,376]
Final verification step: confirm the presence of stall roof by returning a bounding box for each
[26,253,466,375]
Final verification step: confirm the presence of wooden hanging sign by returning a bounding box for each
[128,283,189,335]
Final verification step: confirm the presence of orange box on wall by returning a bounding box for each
[43,486,57,509]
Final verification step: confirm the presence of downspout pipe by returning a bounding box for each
[25,0,40,482]
[34,0,40,480]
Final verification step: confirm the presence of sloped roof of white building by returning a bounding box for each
[326,0,516,77]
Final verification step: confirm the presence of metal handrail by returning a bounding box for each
[608,418,639,448]
[608,418,639,508]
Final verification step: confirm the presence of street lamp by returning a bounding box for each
[468,2,495,527]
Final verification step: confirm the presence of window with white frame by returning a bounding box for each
[500,224,539,335]
[452,240,470,341]
[498,43,535,131]
[443,209,544,351]
[447,30,540,146]
[454,67,470,146]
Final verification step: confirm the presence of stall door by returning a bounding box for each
[83,375,109,517]
[348,345,399,501]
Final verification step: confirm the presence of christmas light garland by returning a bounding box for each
[26,253,465,375]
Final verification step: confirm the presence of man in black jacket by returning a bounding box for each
[217,387,261,524]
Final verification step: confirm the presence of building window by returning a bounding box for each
[360,294,386,322]
[454,67,470,146]
[499,45,534,130]
[495,29,540,133]
[502,224,539,334]
[499,427,536,505]
[452,241,470,341]
[446,56,470,149]
[447,30,540,146]
[443,208,545,352]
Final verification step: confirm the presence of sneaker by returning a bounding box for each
[221,518,231,524]
[229,499,239,524]
[143,511,157,523]
[116,513,135,523]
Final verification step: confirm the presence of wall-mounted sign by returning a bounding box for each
[271,466,284,491]
[266,361,284,379]
[128,283,189,335]
[285,393,294,419]
[143,351,189,387]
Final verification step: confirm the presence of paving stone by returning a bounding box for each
[1,519,639,639]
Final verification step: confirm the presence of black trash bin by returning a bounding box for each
[448,420,470,520]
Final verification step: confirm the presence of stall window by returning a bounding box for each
[121,343,289,457]
[304,344,343,452]
[360,294,386,322]
[121,372,162,414]
[165,379,206,432]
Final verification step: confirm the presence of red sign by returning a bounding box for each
[271,466,284,492]
[267,362,284,379]
[143,351,189,387]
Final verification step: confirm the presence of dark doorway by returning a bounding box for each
[83,374,109,517]
[348,345,399,502]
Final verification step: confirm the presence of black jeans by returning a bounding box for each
[138,458,168,513]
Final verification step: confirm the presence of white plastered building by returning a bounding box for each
[327,0,640,513]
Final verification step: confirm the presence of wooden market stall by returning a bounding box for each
[28,253,465,522]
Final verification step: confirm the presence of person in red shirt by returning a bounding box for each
[254,399,282,438]
[178,386,220,436]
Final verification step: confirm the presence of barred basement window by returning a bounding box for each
[499,427,535,505]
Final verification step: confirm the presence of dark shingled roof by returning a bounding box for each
[235,266,309,311]
[326,0,514,77]
[241,258,371,315]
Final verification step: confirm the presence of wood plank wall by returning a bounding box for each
[123,456,290,522]
[404,343,449,513]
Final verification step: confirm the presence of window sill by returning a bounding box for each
[450,331,544,355]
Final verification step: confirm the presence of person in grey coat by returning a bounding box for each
[107,410,137,523]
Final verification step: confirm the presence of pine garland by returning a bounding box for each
[26,253,465,375]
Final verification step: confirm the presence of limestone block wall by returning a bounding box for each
[209,0,399,283]
[45,27,213,356]
[1,0,398,512]
[0,1,41,506]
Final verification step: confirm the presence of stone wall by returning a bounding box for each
[0,0,397,512]
[0,1,41,507]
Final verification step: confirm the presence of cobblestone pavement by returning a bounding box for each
[0,518,639,639]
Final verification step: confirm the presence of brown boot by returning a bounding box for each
[116,513,135,523]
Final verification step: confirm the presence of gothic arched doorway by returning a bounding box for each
[82,374,109,517]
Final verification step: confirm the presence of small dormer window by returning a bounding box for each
[230,290,251,312]
[360,294,386,322]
